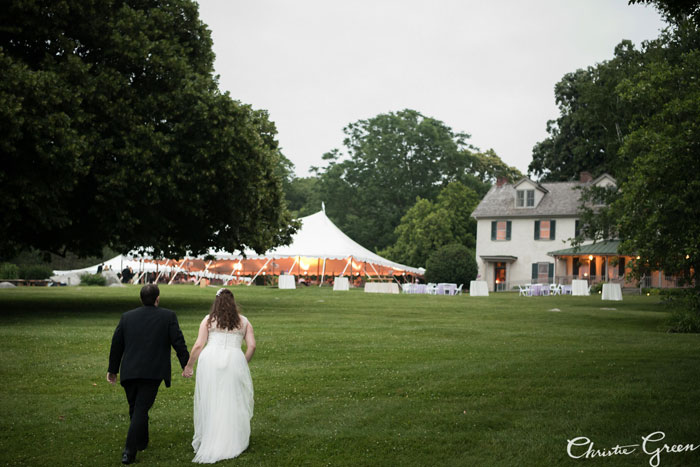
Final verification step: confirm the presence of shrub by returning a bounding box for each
[590,283,604,294]
[642,287,661,296]
[425,244,477,285]
[79,273,107,286]
[666,288,700,333]
[0,262,20,280]
[19,264,54,280]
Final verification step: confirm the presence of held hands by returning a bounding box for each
[182,365,194,378]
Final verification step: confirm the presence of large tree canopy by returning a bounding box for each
[629,0,700,24]
[313,109,519,252]
[565,20,700,287]
[528,40,644,181]
[614,21,700,284]
[0,0,296,259]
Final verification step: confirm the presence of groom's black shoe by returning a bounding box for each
[122,448,136,464]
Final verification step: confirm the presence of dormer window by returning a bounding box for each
[517,189,535,207]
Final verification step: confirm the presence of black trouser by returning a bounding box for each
[121,379,161,451]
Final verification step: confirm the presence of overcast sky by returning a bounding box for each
[196,0,665,177]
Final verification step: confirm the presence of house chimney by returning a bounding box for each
[496,176,508,187]
[580,171,593,183]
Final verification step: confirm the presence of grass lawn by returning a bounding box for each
[1,285,699,466]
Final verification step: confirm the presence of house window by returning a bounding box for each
[516,189,535,207]
[531,262,553,283]
[490,221,512,241]
[534,220,556,240]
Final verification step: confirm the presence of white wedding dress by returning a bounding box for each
[192,316,254,463]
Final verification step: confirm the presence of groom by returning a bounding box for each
[107,284,190,464]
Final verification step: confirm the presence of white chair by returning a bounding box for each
[455,284,463,295]
[401,283,411,294]
[518,284,530,297]
[550,284,561,296]
[426,283,438,295]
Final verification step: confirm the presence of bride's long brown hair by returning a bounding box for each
[207,288,241,330]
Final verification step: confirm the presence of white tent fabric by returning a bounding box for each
[52,254,144,276]
[51,210,425,281]
[212,210,425,274]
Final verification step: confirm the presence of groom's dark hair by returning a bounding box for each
[140,284,160,306]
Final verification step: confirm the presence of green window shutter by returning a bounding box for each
[532,263,538,280]
[534,220,540,240]
[491,221,497,240]
[548,263,554,281]
[550,220,556,240]
[575,220,580,238]
[506,221,512,240]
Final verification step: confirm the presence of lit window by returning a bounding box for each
[496,221,507,240]
[491,220,511,241]
[535,219,556,240]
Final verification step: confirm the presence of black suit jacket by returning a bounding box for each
[108,305,189,388]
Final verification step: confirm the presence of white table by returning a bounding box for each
[364,282,400,294]
[530,283,546,296]
[278,274,296,289]
[469,280,489,296]
[602,283,623,301]
[333,276,350,291]
[571,279,589,296]
[437,283,457,295]
[404,284,427,294]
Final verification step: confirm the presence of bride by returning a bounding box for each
[183,288,256,463]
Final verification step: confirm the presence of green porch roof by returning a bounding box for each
[548,240,622,257]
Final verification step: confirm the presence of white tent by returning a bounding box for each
[212,210,425,275]
[51,209,424,285]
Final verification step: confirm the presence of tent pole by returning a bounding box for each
[224,258,243,286]
[154,259,170,284]
[168,258,188,285]
[364,261,372,280]
[320,258,326,287]
[195,260,213,286]
[286,256,299,275]
[369,262,381,278]
[340,257,351,277]
[249,257,272,286]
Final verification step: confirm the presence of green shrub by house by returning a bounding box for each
[425,243,477,286]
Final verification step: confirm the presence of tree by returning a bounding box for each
[314,109,516,252]
[424,244,478,285]
[528,41,644,181]
[464,149,522,184]
[613,22,700,286]
[0,1,297,259]
[567,22,700,285]
[379,181,480,268]
[629,0,700,24]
